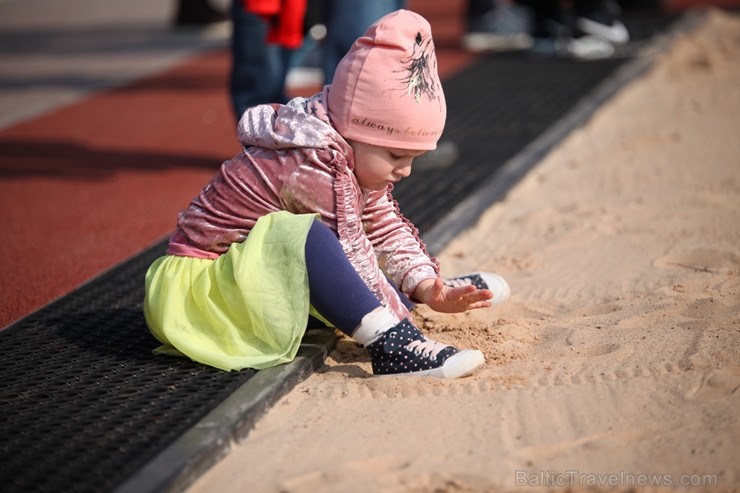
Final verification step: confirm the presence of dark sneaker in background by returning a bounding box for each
[577,0,630,45]
[529,0,630,60]
[463,0,534,52]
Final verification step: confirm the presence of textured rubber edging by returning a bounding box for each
[0,235,337,493]
[113,329,337,493]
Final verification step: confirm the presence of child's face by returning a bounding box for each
[348,140,427,191]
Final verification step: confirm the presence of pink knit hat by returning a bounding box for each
[326,9,446,151]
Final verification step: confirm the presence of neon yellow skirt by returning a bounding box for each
[143,211,319,371]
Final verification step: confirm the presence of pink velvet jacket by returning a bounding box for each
[168,89,440,320]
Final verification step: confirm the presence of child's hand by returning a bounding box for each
[414,278,493,313]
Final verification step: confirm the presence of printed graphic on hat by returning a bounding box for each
[397,31,442,106]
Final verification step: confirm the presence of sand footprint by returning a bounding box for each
[685,370,740,400]
[654,248,740,274]
[278,455,406,493]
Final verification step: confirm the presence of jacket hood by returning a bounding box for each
[237,92,341,151]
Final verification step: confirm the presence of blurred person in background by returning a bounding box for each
[174,0,228,26]
[462,0,630,59]
[229,0,404,123]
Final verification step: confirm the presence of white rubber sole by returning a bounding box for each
[558,35,615,60]
[577,18,630,45]
[462,32,533,53]
[478,272,511,305]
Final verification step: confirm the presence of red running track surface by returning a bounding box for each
[0,0,477,328]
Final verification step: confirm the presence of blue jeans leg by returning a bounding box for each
[322,0,406,83]
[229,0,295,122]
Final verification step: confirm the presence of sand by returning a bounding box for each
[187,10,740,493]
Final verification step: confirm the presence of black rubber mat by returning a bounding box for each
[0,11,677,493]
[0,243,259,493]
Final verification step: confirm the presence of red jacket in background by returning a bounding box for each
[242,0,308,48]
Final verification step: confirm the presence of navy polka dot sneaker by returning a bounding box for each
[444,272,511,305]
[366,319,485,379]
